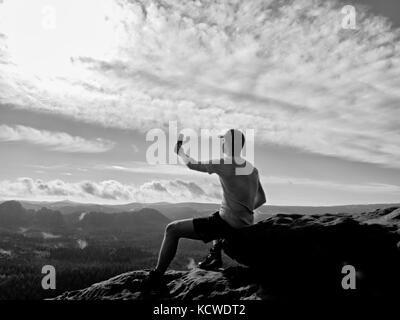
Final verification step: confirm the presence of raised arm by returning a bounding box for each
[175,134,215,174]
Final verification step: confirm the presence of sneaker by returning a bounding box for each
[198,246,223,271]
[140,269,164,293]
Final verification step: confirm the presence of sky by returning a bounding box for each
[0,0,399,206]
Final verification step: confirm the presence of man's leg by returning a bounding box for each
[198,239,223,270]
[155,219,200,274]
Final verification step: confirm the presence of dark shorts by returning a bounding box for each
[193,211,236,243]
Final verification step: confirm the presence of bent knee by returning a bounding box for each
[165,221,181,237]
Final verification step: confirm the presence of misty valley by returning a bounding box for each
[0,201,212,300]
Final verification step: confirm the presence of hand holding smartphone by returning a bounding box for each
[175,133,184,154]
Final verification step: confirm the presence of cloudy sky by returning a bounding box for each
[0,0,399,205]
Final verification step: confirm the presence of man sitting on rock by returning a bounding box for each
[141,129,266,291]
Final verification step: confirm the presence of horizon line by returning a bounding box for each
[1,198,399,208]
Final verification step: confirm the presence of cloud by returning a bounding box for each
[0,0,400,167]
[0,124,114,153]
[101,162,206,176]
[1,175,398,204]
[130,179,221,203]
[0,177,220,203]
[172,180,206,196]
[131,144,139,153]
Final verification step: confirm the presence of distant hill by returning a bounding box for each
[3,200,400,230]
[19,200,131,214]
[34,207,65,230]
[78,208,169,231]
[14,200,400,221]
[0,200,29,227]
[0,200,66,231]
[17,200,216,219]
[0,201,170,233]
[256,203,400,215]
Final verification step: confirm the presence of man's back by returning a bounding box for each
[188,157,261,228]
[215,159,259,228]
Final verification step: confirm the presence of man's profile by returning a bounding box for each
[140,129,266,291]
